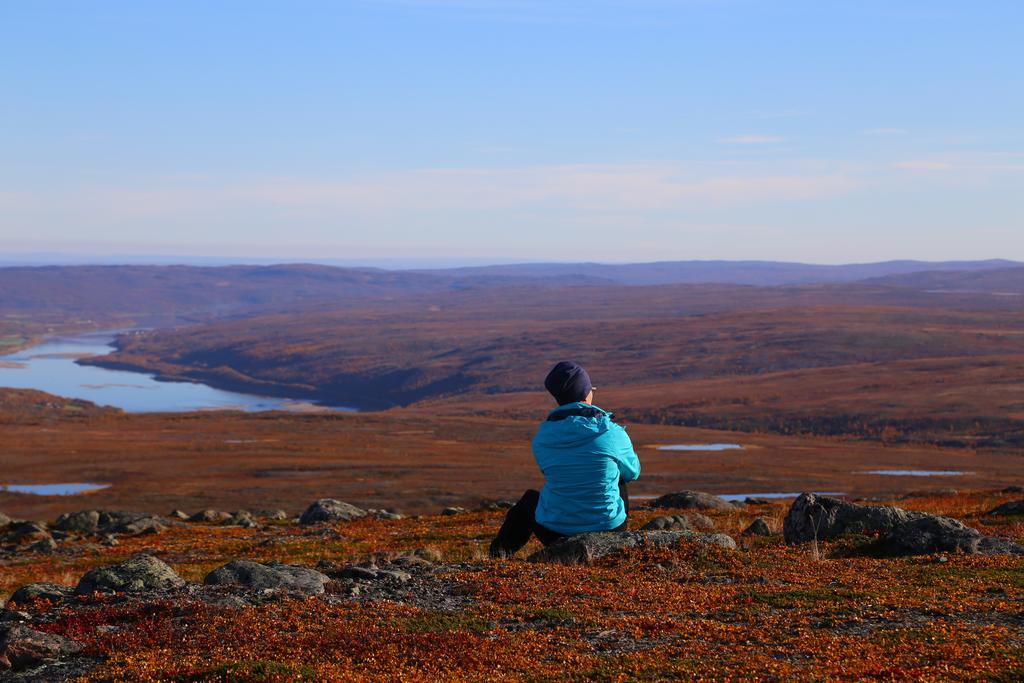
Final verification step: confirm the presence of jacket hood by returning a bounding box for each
[533,402,614,450]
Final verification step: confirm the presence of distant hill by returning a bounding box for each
[860,266,1024,294]
[416,259,1020,287]
[1,259,1019,326]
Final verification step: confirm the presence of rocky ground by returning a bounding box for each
[1,489,1023,681]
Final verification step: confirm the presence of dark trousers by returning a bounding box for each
[489,478,629,558]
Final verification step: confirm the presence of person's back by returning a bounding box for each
[533,402,640,534]
[489,361,641,558]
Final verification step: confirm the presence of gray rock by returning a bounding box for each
[0,611,30,625]
[24,537,58,553]
[441,507,466,516]
[989,500,1024,516]
[168,509,190,520]
[76,555,185,594]
[53,510,101,534]
[0,512,10,529]
[528,530,737,565]
[254,509,289,521]
[299,499,367,524]
[367,509,404,520]
[7,583,75,605]
[876,516,1024,557]
[0,625,82,671]
[648,491,734,511]
[4,522,50,544]
[188,509,232,523]
[223,511,258,528]
[640,513,715,532]
[783,493,927,544]
[744,497,772,505]
[204,560,330,594]
[743,518,773,536]
[97,511,168,535]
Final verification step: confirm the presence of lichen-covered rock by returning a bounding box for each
[24,536,58,553]
[988,500,1024,516]
[743,518,773,536]
[204,560,330,594]
[647,491,735,511]
[223,511,258,528]
[783,493,927,544]
[76,555,185,594]
[189,509,232,523]
[299,499,367,524]
[3,521,51,544]
[254,509,289,521]
[7,583,75,606]
[876,516,1024,557]
[53,510,101,534]
[97,511,168,535]
[640,513,715,532]
[0,625,82,671]
[528,530,736,565]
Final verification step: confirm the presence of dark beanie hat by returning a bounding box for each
[544,361,593,405]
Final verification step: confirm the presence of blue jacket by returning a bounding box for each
[532,402,641,535]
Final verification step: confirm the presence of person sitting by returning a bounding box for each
[489,360,641,558]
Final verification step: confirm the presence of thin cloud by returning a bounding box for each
[719,135,785,145]
[3,163,860,221]
[894,161,954,171]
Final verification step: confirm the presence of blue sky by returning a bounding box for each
[1,0,1021,265]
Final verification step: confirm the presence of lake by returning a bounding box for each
[0,331,349,413]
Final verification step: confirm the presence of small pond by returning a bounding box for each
[1,483,110,496]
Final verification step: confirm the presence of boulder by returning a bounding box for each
[76,555,185,594]
[528,530,737,565]
[989,500,1024,516]
[7,583,75,605]
[97,511,167,535]
[641,513,715,532]
[0,626,81,672]
[4,522,51,544]
[441,507,466,516]
[0,512,10,529]
[50,511,166,536]
[189,509,232,523]
[783,493,927,544]
[337,563,412,583]
[254,509,289,521]
[647,491,734,511]
[876,516,1024,557]
[53,510,100,534]
[168,509,190,520]
[743,518,773,536]
[25,537,58,553]
[299,499,367,524]
[223,511,258,528]
[367,509,404,520]
[204,560,330,595]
